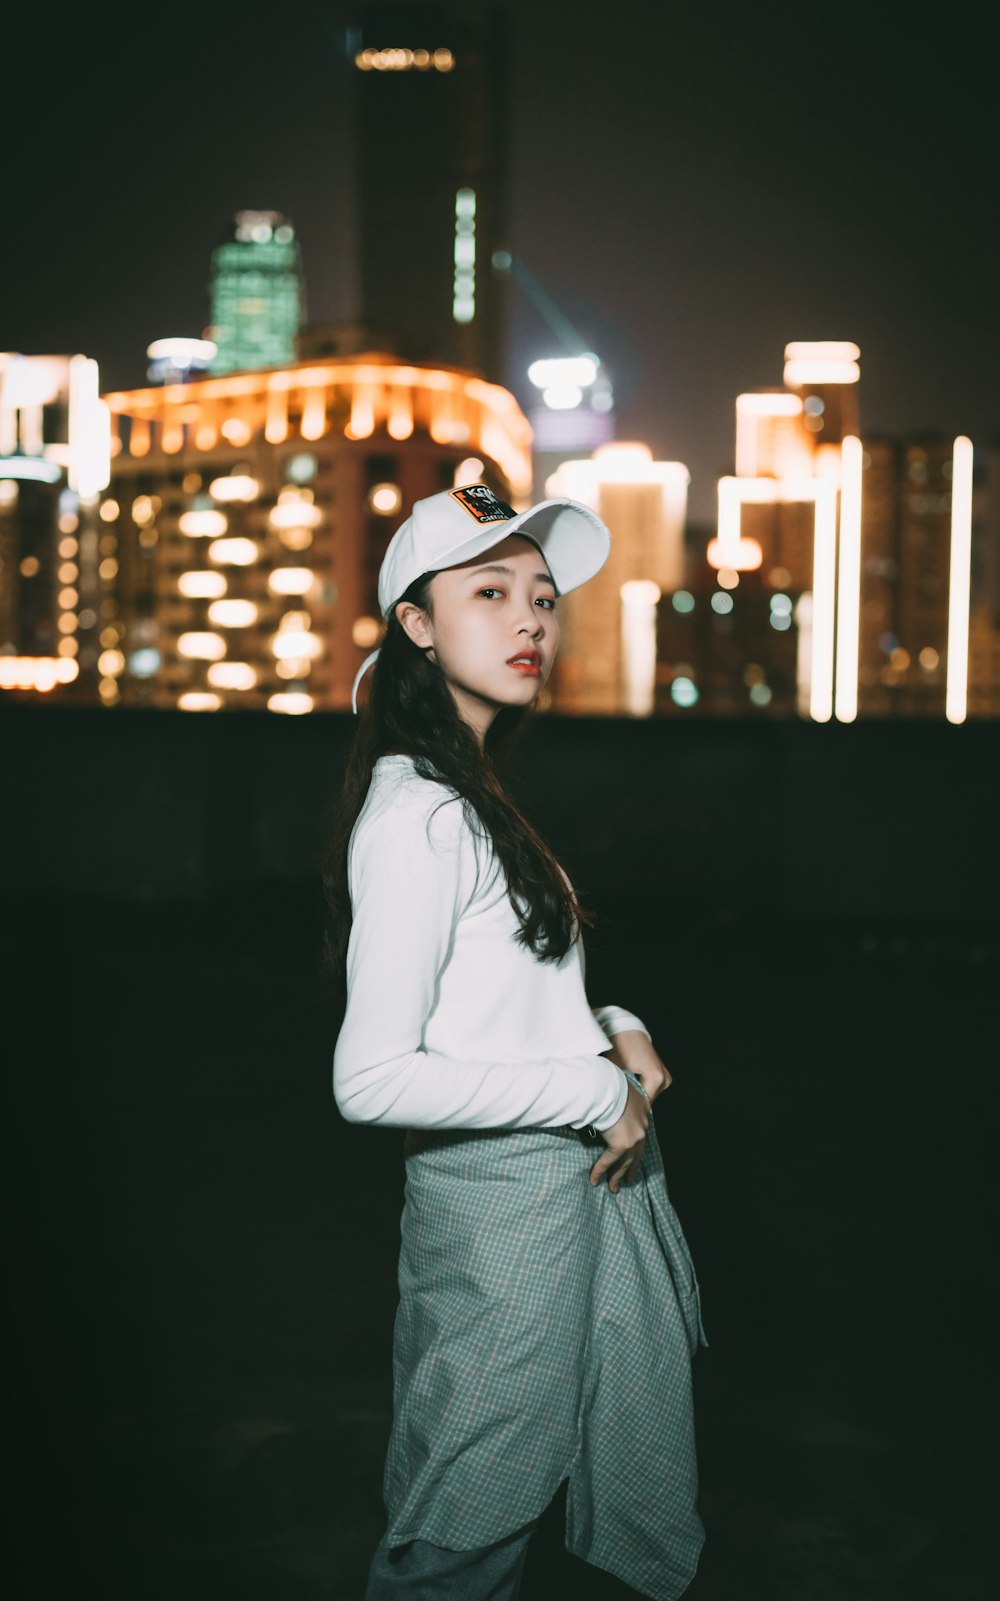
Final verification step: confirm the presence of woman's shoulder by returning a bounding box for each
[372,753,460,804]
[357,757,467,847]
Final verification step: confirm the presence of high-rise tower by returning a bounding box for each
[208,211,305,376]
[350,3,509,380]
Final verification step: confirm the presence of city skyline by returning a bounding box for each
[2,0,993,525]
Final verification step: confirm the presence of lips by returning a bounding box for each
[507,651,542,668]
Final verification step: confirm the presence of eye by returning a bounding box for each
[535,596,557,610]
[477,586,503,599]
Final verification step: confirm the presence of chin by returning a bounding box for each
[482,677,542,713]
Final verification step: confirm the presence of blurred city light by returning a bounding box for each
[146,338,216,385]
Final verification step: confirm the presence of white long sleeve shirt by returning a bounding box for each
[332,755,650,1134]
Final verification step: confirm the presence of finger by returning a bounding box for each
[609,1159,633,1193]
[591,1150,623,1186]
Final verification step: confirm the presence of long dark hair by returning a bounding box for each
[318,566,595,1005]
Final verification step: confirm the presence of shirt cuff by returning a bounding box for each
[591,1003,651,1042]
[586,1071,630,1134]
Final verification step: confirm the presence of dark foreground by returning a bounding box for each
[2,882,995,1601]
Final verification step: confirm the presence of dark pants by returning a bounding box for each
[363,1516,539,1600]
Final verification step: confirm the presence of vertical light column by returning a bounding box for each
[794,592,814,718]
[620,581,661,716]
[67,355,110,498]
[387,384,414,440]
[809,464,839,722]
[301,385,327,441]
[834,435,863,722]
[0,356,17,454]
[453,189,476,324]
[265,382,289,444]
[946,435,974,724]
[716,476,741,567]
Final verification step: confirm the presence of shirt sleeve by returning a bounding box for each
[591,1004,652,1042]
[333,783,629,1133]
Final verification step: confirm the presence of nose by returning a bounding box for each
[513,595,545,638]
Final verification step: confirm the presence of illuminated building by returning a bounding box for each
[208,211,304,376]
[544,443,689,714]
[968,608,1000,718]
[710,343,862,722]
[705,343,994,721]
[351,4,509,380]
[856,433,991,720]
[0,352,111,701]
[101,347,531,712]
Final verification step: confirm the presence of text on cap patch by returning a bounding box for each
[449,484,517,524]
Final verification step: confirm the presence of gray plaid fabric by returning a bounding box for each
[379,1109,709,1601]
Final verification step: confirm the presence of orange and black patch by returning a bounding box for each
[449,484,517,524]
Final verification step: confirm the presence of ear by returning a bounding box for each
[395,600,434,651]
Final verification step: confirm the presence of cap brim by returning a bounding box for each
[397,496,610,607]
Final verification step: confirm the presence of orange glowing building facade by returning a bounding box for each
[101,348,531,711]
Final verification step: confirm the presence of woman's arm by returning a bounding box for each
[333,792,628,1132]
[591,1003,651,1041]
[591,1009,672,1103]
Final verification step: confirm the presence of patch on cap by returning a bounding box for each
[449,484,517,524]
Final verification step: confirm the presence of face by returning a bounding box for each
[395,532,560,743]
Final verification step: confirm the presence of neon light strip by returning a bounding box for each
[834,436,863,722]
[810,472,838,722]
[946,435,974,725]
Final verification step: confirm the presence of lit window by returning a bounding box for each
[178,692,223,712]
[353,615,383,649]
[267,692,314,715]
[179,572,227,599]
[178,632,226,660]
[208,600,259,628]
[208,538,259,565]
[368,483,403,515]
[179,509,228,538]
[285,453,318,484]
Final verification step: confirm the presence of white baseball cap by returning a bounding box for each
[351,483,611,712]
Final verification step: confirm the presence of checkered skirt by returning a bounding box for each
[380,1110,709,1601]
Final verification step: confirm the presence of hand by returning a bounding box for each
[590,1078,649,1192]
[602,1030,673,1103]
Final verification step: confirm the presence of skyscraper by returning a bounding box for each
[350,3,509,380]
[544,444,690,715]
[208,211,305,376]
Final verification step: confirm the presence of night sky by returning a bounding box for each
[3,0,994,522]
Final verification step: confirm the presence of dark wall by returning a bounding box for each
[3,706,997,928]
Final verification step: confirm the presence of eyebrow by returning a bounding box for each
[467,562,557,587]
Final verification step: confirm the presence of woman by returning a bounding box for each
[322,483,708,1601]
